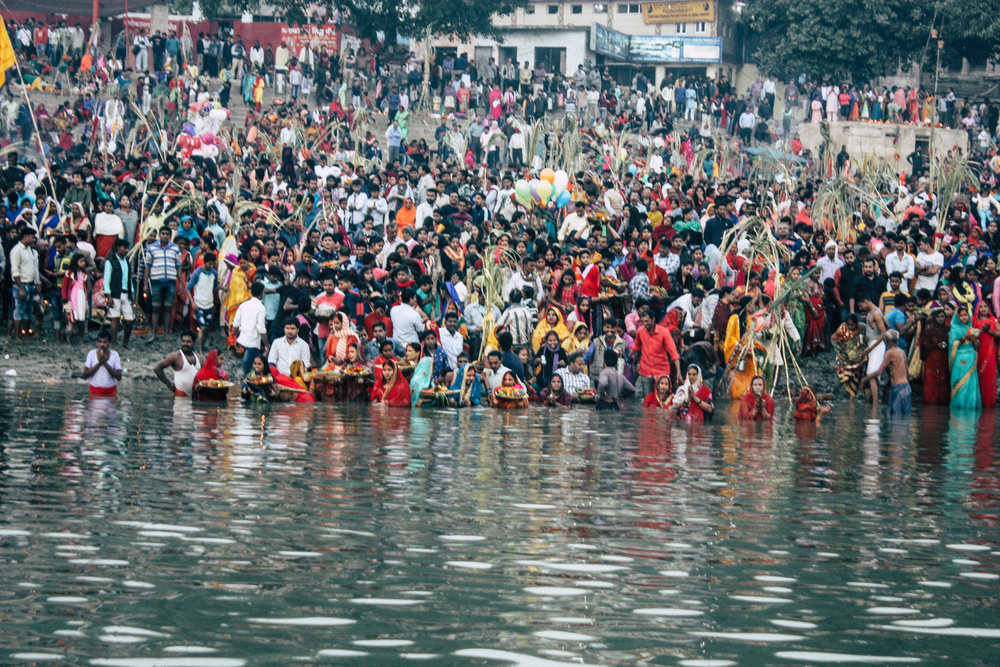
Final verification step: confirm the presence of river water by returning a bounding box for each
[1,384,998,667]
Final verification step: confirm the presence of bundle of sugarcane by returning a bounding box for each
[932,151,976,234]
[472,244,520,360]
[352,107,372,166]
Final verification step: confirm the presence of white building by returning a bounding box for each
[428,0,743,87]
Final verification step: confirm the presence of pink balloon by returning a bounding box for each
[201,131,215,145]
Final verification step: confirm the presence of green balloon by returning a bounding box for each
[514,179,531,202]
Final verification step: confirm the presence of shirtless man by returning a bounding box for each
[857,292,887,405]
[860,329,911,416]
[153,330,202,396]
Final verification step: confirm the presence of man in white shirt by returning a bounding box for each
[390,288,426,344]
[268,317,312,376]
[414,189,436,229]
[83,330,123,397]
[558,200,590,243]
[505,256,544,301]
[439,312,464,369]
[815,239,844,284]
[233,282,269,374]
[884,235,915,281]
[10,227,38,339]
[368,185,390,230]
[346,181,370,230]
[914,236,944,293]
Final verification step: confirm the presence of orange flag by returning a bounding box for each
[0,25,15,89]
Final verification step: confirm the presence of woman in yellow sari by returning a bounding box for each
[531,306,571,353]
[563,321,591,356]
[724,296,759,399]
[482,323,505,357]
[224,254,252,349]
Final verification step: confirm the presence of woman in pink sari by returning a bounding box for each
[490,85,502,121]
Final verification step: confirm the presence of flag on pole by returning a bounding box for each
[0,23,15,88]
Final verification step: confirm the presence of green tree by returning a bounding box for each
[936,0,1000,68]
[745,0,929,82]
[198,0,527,43]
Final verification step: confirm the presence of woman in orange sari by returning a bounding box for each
[323,312,360,367]
[724,297,758,398]
[443,235,465,273]
[395,197,416,234]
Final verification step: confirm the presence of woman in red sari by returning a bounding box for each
[191,349,229,401]
[974,301,1000,408]
[738,376,774,420]
[802,273,826,353]
[919,308,951,406]
[642,375,674,409]
[371,359,412,407]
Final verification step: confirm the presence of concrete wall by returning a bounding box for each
[795,122,969,172]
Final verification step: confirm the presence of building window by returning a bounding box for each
[593,3,607,12]
[525,3,535,12]
[618,3,639,12]
[548,4,558,13]
[571,4,582,13]
[695,21,707,33]
[675,23,687,33]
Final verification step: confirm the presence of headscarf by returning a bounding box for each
[563,321,591,354]
[920,309,950,360]
[484,323,504,354]
[324,312,359,363]
[449,363,484,407]
[409,356,434,406]
[373,359,411,407]
[569,296,596,332]
[194,349,227,384]
[673,363,704,408]
[948,310,974,366]
[531,306,571,352]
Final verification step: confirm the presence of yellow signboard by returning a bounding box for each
[643,1,715,24]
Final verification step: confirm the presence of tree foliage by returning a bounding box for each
[746,0,1000,83]
[198,0,527,43]
[745,0,928,83]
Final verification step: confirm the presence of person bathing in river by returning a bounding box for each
[83,329,122,398]
[153,330,202,396]
[859,329,911,416]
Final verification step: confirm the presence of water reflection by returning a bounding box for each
[0,386,997,667]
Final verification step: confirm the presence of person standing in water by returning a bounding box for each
[860,329,911,415]
[153,330,202,396]
[82,330,123,398]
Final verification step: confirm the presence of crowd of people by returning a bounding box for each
[2,19,999,420]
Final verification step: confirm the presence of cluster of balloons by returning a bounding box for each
[513,168,573,210]
[177,128,222,159]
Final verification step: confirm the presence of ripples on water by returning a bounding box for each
[0,384,998,666]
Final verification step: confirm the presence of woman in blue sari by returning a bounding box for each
[949,306,982,410]
[449,363,484,407]
[409,356,434,407]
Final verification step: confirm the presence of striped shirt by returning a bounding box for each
[497,304,533,346]
[556,368,592,395]
[144,241,181,282]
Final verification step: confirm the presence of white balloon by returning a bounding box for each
[553,169,569,195]
[209,109,228,121]
[105,140,116,154]
[203,144,220,158]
